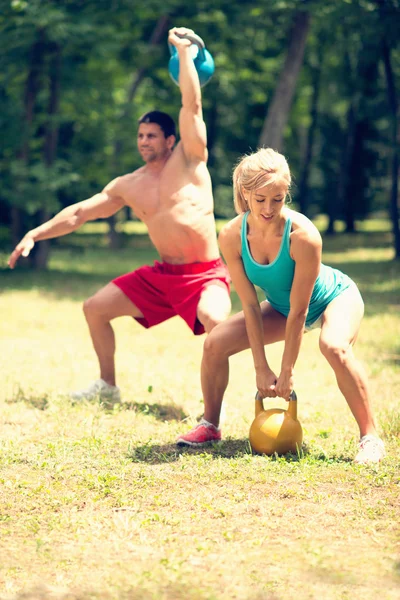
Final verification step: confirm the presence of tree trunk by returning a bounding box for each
[205,88,219,168]
[108,14,170,249]
[327,100,357,236]
[381,40,400,259]
[258,9,311,151]
[13,31,45,247]
[33,42,62,270]
[297,45,323,216]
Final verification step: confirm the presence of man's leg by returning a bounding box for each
[196,283,232,333]
[83,282,143,386]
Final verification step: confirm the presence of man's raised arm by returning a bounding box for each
[168,27,208,163]
[8,178,125,269]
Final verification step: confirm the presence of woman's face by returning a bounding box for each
[248,180,288,225]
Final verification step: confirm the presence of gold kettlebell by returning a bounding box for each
[249,390,303,456]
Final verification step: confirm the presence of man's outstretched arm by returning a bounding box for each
[168,27,208,163]
[8,178,125,268]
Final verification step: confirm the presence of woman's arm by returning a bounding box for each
[276,225,322,399]
[219,222,278,397]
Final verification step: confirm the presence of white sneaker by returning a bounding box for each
[70,379,121,406]
[354,435,386,465]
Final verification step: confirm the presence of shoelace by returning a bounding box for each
[197,419,216,430]
[359,437,383,455]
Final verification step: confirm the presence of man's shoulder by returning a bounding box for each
[102,170,144,204]
[113,168,146,191]
[171,140,208,167]
[119,167,146,182]
[170,141,188,161]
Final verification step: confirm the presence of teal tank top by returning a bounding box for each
[241,210,353,327]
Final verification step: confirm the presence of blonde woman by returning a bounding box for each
[177,148,385,464]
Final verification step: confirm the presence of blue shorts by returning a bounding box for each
[304,280,359,333]
[304,314,323,333]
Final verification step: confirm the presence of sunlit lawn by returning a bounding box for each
[0,221,399,600]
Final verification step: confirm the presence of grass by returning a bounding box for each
[0,221,399,600]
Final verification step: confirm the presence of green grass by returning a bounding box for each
[0,223,399,600]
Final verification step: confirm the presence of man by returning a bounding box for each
[8,27,232,404]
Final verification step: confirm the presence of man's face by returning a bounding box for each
[137,122,174,163]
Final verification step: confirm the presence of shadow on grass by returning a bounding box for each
[128,439,251,463]
[0,267,121,301]
[5,388,49,410]
[0,245,160,300]
[5,582,223,600]
[379,353,400,367]
[127,439,353,464]
[321,229,394,248]
[123,401,187,422]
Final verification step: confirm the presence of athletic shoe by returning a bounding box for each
[354,434,386,464]
[70,379,121,406]
[176,419,221,447]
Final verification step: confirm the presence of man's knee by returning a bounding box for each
[84,283,143,322]
[197,284,231,333]
[83,294,106,320]
[83,286,116,321]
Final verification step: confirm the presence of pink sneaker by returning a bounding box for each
[176,419,221,447]
[354,435,386,464]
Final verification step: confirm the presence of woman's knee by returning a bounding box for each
[203,323,233,360]
[319,337,353,367]
[201,312,229,334]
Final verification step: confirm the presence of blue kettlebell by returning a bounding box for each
[168,32,215,88]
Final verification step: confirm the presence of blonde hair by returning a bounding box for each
[233,147,291,214]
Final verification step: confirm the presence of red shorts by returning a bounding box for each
[112,258,230,335]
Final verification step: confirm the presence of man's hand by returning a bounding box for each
[8,234,35,269]
[168,27,195,50]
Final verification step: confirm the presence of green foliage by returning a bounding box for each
[5,159,80,214]
[0,0,399,244]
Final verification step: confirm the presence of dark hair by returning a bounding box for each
[138,111,176,138]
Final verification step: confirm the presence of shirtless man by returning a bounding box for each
[8,27,232,404]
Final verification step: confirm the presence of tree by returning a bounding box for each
[108,13,171,249]
[258,5,311,151]
[376,0,400,258]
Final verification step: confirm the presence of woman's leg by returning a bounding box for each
[201,303,287,427]
[318,284,378,438]
[177,302,286,445]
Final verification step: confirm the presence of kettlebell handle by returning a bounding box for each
[175,31,205,49]
[255,390,297,402]
[169,31,206,60]
[255,389,298,420]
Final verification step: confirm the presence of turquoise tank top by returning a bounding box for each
[241,210,353,327]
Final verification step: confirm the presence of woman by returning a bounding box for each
[177,147,385,464]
